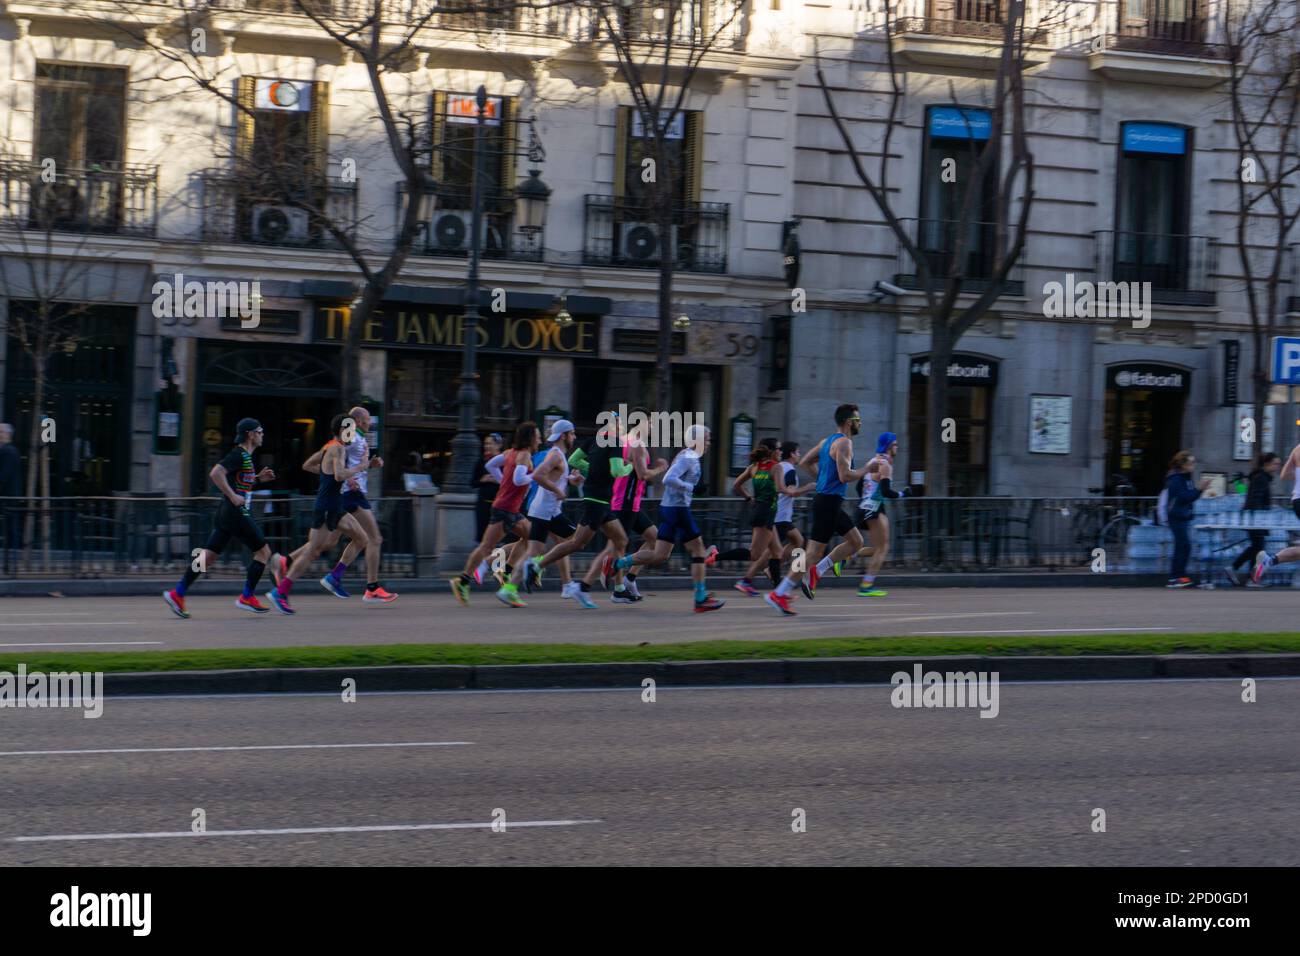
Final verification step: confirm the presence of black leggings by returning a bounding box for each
[1169,517,1192,579]
[1232,530,1267,570]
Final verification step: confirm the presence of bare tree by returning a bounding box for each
[103,0,525,404]
[1223,0,1300,451]
[586,0,746,414]
[0,161,117,567]
[813,2,1044,495]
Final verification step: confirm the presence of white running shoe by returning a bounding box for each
[1252,550,1275,584]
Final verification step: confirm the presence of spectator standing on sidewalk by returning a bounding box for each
[1164,450,1210,589]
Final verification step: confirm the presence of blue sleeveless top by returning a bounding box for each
[522,448,551,510]
[816,434,852,498]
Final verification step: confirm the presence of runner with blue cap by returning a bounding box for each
[855,431,909,597]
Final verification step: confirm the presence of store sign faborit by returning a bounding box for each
[1108,365,1189,391]
[910,354,998,385]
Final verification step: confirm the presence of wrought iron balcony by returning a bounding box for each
[396,181,543,262]
[0,160,159,237]
[1094,230,1217,306]
[893,218,1025,295]
[200,168,357,249]
[583,195,729,274]
[896,0,1048,43]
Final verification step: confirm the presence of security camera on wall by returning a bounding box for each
[875,280,906,297]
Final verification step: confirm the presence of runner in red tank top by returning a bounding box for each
[451,421,540,606]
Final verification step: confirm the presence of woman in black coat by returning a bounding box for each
[1226,452,1280,586]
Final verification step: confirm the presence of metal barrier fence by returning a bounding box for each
[0,496,417,579]
[549,494,1163,574]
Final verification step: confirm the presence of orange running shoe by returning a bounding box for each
[362,585,398,604]
[236,594,269,614]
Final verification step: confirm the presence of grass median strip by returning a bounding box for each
[0,633,1298,674]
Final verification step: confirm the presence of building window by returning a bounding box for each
[917,106,996,280]
[35,64,126,171]
[906,354,997,496]
[430,92,515,208]
[1115,122,1190,290]
[614,106,702,208]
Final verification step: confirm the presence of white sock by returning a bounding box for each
[775,577,794,597]
[476,560,489,577]
[816,556,833,575]
[627,579,640,597]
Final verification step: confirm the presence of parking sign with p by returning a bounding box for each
[1271,337,1300,384]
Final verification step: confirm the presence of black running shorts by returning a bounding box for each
[529,514,576,543]
[750,502,776,529]
[618,508,654,536]
[581,499,616,530]
[810,493,853,544]
[775,520,795,545]
[205,505,267,555]
[312,507,341,532]
[489,507,526,535]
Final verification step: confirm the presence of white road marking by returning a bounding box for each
[0,641,161,647]
[0,622,142,628]
[0,741,472,757]
[14,819,602,843]
[918,627,1173,635]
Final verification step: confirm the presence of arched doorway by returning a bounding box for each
[193,344,339,495]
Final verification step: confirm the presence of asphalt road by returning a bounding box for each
[0,585,1296,652]
[1,679,1295,865]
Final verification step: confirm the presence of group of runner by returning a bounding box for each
[449,402,910,615]
[162,407,396,619]
[163,401,910,618]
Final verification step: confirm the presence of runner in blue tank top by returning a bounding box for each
[765,403,870,616]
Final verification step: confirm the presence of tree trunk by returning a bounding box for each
[22,369,43,571]
[925,323,954,497]
[655,217,674,416]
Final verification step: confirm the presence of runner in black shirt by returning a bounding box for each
[163,418,282,617]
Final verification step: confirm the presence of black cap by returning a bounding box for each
[235,418,262,443]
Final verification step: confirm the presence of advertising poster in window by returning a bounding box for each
[1233,403,1275,461]
[1029,395,1071,455]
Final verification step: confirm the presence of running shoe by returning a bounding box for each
[703,545,719,566]
[1165,577,1193,589]
[807,563,820,597]
[362,585,398,604]
[266,589,295,615]
[237,594,269,614]
[1252,550,1274,584]
[764,591,797,616]
[693,593,725,613]
[734,579,760,597]
[1223,566,1243,587]
[599,554,615,590]
[830,561,843,577]
[611,589,636,604]
[270,553,287,588]
[858,587,888,597]
[799,580,814,601]
[574,587,598,609]
[450,578,470,605]
[320,574,349,599]
[495,584,526,608]
[625,579,642,599]
[162,589,190,619]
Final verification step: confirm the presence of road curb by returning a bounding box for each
[99,653,1300,696]
[0,571,1161,597]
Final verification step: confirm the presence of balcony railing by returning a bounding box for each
[396,182,543,262]
[583,195,729,274]
[0,160,159,238]
[201,169,358,249]
[896,1,1048,43]
[204,1,743,48]
[1106,18,1227,59]
[1094,230,1217,306]
[893,218,1025,295]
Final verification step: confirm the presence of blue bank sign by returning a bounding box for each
[929,107,992,141]
[1122,123,1187,155]
[1272,337,1300,384]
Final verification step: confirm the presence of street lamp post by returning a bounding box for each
[444,86,490,494]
